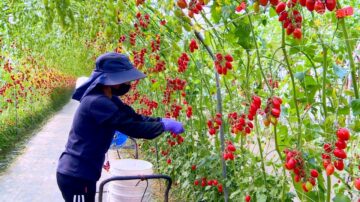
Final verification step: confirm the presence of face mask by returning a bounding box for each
[111,83,131,96]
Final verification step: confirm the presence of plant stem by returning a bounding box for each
[246,11,272,93]
[327,175,331,202]
[274,125,283,161]
[281,166,287,202]
[255,117,268,188]
[200,11,223,47]
[285,44,320,85]
[190,17,229,202]
[312,17,332,201]
[281,28,302,148]
[337,2,359,99]
[245,50,251,98]
[240,135,244,152]
[274,125,286,201]
[322,46,328,117]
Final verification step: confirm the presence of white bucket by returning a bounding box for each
[109,181,152,194]
[108,184,151,202]
[108,159,153,202]
[109,192,151,202]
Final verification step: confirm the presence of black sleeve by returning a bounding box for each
[105,110,165,140]
[141,115,161,122]
[112,96,161,122]
[121,101,161,122]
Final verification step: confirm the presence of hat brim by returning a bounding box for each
[101,68,146,85]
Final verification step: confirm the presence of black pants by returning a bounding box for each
[56,172,96,202]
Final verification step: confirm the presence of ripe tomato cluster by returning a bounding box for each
[187,0,206,18]
[137,96,158,116]
[223,141,236,161]
[177,53,190,72]
[160,19,167,25]
[186,105,193,118]
[129,32,136,46]
[162,77,186,104]
[189,39,199,53]
[135,0,145,6]
[149,60,166,73]
[284,149,319,192]
[235,2,247,12]
[171,132,185,145]
[335,6,353,19]
[135,12,150,29]
[177,0,207,18]
[0,57,75,114]
[3,60,13,72]
[275,2,302,39]
[263,96,282,126]
[161,132,185,165]
[214,53,233,75]
[228,95,261,135]
[322,128,351,175]
[133,48,147,68]
[249,95,261,120]
[167,77,187,91]
[207,113,222,135]
[118,35,126,43]
[170,103,183,118]
[194,177,223,193]
[305,0,336,13]
[151,35,161,52]
[355,178,360,190]
[228,112,253,135]
[268,79,279,89]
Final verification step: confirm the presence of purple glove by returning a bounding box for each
[161,118,184,135]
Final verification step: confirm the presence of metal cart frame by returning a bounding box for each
[99,137,172,202]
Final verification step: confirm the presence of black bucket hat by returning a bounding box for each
[72,52,146,101]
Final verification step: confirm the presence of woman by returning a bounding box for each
[56,52,184,202]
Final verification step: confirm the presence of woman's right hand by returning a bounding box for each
[160,118,184,135]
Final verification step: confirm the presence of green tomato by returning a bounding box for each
[305,181,313,192]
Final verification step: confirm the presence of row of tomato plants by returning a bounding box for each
[84,1,360,201]
[0,52,75,158]
[2,0,359,201]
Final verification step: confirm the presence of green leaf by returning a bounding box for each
[211,3,221,24]
[204,31,211,46]
[181,179,190,189]
[221,6,232,21]
[303,45,317,59]
[352,119,360,132]
[269,7,277,17]
[333,64,348,79]
[256,192,267,202]
[183,23,192,31]
[350,99,360,116]
[344,90,355,97]
[338,106,350,115]
[294,71,306,81]
[229,189,242,199]
[332,195,351,202]
[324,115,336,132]
[303,75,317,87]
[234,18,253,50]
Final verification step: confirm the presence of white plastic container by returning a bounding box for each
[108,184,151,202]
[109,181,151,193]
[108,159,153,202]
